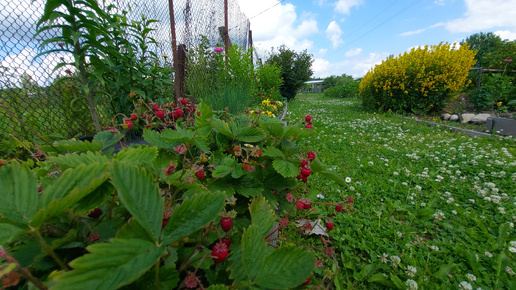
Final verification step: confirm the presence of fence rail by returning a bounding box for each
[0,0,251,142]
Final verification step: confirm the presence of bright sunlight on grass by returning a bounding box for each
[287,94,516,289]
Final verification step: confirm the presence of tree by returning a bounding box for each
[461,32,503,67]
[266,45,313,100]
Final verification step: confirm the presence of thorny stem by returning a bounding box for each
[0,247,48,290]
[31,228,69,270]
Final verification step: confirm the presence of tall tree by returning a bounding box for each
[266,45,313,100]
[461,32,503,67]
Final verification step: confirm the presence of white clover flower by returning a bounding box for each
[506,266,515,275]
[405,265,417,277]
[397,232,403,238]
[510,241,516,247]
[415,185,422,191]
[485,251,493,258]
[349,186,355,191]
[452,210,458,215]
[499,207,506,214]
[447,197,454,204]
[405,279,418,290]
[390,255,401,267]
[466,273,476,281]
[432,210,445,221]
[378,253,388,263]
[368,161,374,166]
[429,245,439,251]
[458,281,473,290]
[421,202,426,207]
[316,194,325,199]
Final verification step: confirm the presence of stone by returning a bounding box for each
[449,114,459,122]
[441,113,451,121]
[471,114,492,124]
[486,117,516,137]
[460,113,475,123]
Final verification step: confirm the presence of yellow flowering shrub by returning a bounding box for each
[359,42,476,114]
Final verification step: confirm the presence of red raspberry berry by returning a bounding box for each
[296,201,304,210]
[305,123,313,129]
[305,115,312,123]
[221,237,232,247]
[242,162,251,171]
[348,197,354,203]
[195,169,205,180]
[303,276,311,286]
[302,176,308,183]
[180,98,189,105]
[175,108,184,118]
[153,104,160,111]
[124,120,133,130]
[325,220,334,231]
[307,151,316,161]
[301,167,311,177]
[88,208,103,218]
[303,200,310,209]
[162,218,169,229]
[155,110,165,119]
[211,242,229,263]
[196,111,201,116]
[301,160,308,167]
[130,113,138,121]
[220,217,232,232]
[335,204,343,212]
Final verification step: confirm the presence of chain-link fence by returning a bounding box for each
[0,0,250,142]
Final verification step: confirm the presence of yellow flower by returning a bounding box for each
[497,101,503,107]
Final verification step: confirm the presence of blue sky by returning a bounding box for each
[237,0,516,78]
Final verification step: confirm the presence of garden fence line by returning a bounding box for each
[0,0,251,142]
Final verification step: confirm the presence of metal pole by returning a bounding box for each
[249,30,253,64]
[224,0,229,65]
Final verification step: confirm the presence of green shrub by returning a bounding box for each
[324,78,359,98]
[359,42,476,114]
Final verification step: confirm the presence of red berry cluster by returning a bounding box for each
[296,151,316,183]
[304,115,313,129]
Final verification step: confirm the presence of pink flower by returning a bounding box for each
[504,59,513,63]
[185,272,200,288]
[214,47,224,53]
[173,144,187,155]
[286,193,294,202]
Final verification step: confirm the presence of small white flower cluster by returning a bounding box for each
[390,255,401,267]
[466,273,476,281]
[405,265,417,277]
[506,266,515,275]
[405,279,418,290]
[428,245,439,251]
[432,210,445,221]
[458,281,473,290]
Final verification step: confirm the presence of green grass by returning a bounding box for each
[286,94,516,289]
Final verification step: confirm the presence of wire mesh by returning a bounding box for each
[0,0,250,142]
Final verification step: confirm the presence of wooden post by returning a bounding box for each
[177,44,187,100]
[224,0,229,65]
[249,30,253,64]
[477,67,483,89]
[168,0,181,101]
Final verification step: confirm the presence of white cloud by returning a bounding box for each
[326,21,343,48]
[318,48,328,56]
[312,58,332,78]
[445,0,516,33]
[334,0,363,14]
[237,0,318,58]
[495,30,516,40]
[345,48,362,57]
[352,52,391,77]
[399,29,425,36]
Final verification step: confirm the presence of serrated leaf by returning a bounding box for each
[160,128,183,142]
[162,191,225,245]
[32,163,109,227]
[283,126,315,139]
[143,129,181,149]
[110,161,163,242]
[116,219,154,242]
[262,146,284,158]
[211,165,233,178]
[235,127,266,143]
[309,156,326,173]
[0,222,25,245]
[209,118,233,138]
[194,101,214,128]
[94,130,123,151]
[241,224,273,281]
[389,273,405,289]
[51,239,165,290]
[272,160,300,178]
[254,247,315,289]
[249,196,276,237]
[260,123,285,139]
[74,182,114,215]
[228,115,252,136]
[47,151,109,168]
[319,170,348,185]
[233,176,263,198]
[0,162,38,225]
[115,146,158,165]
[39,140,104,153]
[357,264,377,281]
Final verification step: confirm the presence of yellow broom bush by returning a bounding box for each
[359,42,476,114]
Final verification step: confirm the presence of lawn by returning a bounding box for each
[286,93,516,289]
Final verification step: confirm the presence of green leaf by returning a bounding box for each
[235,127,266,143]
[241,224,273,281]
[254,246,315,289]
[116,219,154,242]
[162,191,225,245]
[0,222,25,245]
[51,239,166,290]
[283,126,315,139]
[194,101,214,128]
[73,182,114,216]
[110,161,163,242]
[94,130,124,151]
[160,128,184,142]
[260,123,285,139]
[272,160,300,178]
[495,223,511,250]
[47,151,109,168]
[309,156,326,173]
[32,163,109,227]
[209,118,233,138]
[39,140,104,153]
[115,147,158,165]
[143,129,180,150]
[232,176,263,198]
[389,273,405,289]
[318,170,348,185]
[262,146,284,158]
[434,263,457,280]
[494,250,508,277]
[357,264,377,281]
[228,115,252,136]
[249,196,276,241]
[368,273,396,288]
[0,162,38,225]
